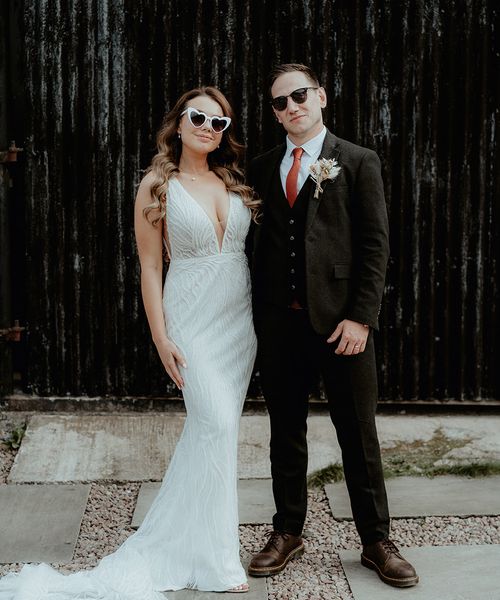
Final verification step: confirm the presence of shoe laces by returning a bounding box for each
[267,530,288,551]
[380,538,401,556]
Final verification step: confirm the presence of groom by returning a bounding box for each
[247,63,418,588]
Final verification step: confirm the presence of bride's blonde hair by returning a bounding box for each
[143,86,260,226]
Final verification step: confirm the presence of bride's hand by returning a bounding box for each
[155,338,187,389]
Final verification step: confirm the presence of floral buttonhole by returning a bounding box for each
[309,158,342,199]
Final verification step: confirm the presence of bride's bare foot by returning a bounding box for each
[227,582,249,593]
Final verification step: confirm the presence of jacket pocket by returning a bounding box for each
[332,264,351,279]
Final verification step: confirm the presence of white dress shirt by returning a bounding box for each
[279,126,327,196]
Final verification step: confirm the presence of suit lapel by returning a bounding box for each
[305,130,341,233]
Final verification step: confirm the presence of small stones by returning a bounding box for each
[1,412,500,596]
[245,488,500,600]
[0,412,30,484]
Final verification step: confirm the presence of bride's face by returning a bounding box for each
[177,95,226,156]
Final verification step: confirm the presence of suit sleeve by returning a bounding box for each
[246,157,257,189]
[345,150,390,330]
[244,158,259,262]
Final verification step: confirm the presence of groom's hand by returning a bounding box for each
[327,319,369,355]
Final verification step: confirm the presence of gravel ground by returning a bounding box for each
[257,489,500,600]
[0,412,31,484]
[1,413,499,598]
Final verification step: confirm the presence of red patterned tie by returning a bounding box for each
[286,147,304,208]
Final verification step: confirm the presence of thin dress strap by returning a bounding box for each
[161,192,172,264]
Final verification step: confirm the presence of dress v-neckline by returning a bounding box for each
[174,177,232,254]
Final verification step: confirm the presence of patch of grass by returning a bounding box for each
[1,423,27,450]
[308,463,344,488]
[380,427,472,478]
[429,462,500,478]
[307,428,500,487]
[381,465,401,479]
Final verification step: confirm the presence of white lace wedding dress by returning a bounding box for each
[0,176,257,599]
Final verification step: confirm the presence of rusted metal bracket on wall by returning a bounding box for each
[1,140,25,395]
[0,140,23,163]
[0,141,23,188]
[0,142,25,341]
[0,320,25,342]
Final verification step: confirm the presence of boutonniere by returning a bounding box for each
[309,158,342,198]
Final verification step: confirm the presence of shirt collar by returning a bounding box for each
[286,126,327,157]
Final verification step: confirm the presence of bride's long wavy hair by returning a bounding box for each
[143,86,260,227]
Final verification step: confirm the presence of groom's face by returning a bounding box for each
[271,71,326,141]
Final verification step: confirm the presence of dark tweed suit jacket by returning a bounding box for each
[248,129,390,334]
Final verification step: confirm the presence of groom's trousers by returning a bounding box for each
[255,302,390,545]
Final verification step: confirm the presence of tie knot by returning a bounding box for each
[292,147,304,160]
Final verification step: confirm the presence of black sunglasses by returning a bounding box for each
[270,87,319,111]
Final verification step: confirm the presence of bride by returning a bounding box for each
[0,87,259,598]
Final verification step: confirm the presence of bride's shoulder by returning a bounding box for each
[135,171,166,210]
[136,172,178,202]
[138,170,156,192]
[135,171,155,202]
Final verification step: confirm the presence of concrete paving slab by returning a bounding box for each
[237,416,341,478]
[132,479,274,528]
[0,484,90,563]
[238,479,274,524]
[376,415,500,465]
[132,482,160,528]
[10,414,500,484]
[325,476,500,519]
[8,415,186,482]
[339,545,500,600]
[165,583,267,598]
[165,559,267,599]
[9,415,341,482]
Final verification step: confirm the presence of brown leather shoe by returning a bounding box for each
[248,530,304,577]
[361,539,419,587]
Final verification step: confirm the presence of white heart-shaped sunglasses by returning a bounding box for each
[180,106,231,133]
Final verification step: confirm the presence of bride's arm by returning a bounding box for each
[134,174,186,389]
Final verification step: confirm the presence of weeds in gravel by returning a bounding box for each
[307,463,344,487]
[430,462,500,477]
[1,423,27,450]
[381,428,472,477]
[307,429,500,487]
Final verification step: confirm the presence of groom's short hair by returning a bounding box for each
[268,63,320,95]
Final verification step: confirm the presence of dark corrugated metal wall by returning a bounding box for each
[16,0,499,400]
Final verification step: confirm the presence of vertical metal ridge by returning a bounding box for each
[17,0,498,401]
